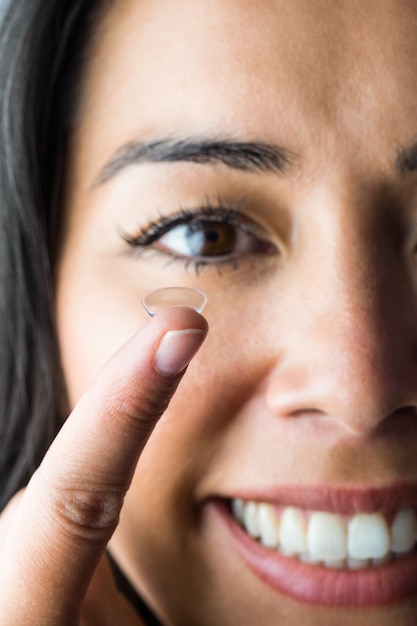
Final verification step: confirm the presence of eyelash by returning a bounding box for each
[122,200,277,274]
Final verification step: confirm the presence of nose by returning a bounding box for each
[265,199,417,436]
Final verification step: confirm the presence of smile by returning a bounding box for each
[211,486,417,606]
[230,498,417,569]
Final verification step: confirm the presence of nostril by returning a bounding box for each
[289,408,324,418]
[392,406,417,417]
[371,405,417,438]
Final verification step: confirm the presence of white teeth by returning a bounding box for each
[307,512,347,561]
[347,513,390,560]
[347,557,369,570]
[243,501,260,538]
[231,498,245,524]
[324,558,346,569]
[391,508,417,554]
[258,504,280,548]
[299,551,321,564]
[233,499,417,570]
[278,507,307,555]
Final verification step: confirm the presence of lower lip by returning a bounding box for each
[214,500,417,606]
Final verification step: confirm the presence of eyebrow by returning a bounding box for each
[94,137,295,185]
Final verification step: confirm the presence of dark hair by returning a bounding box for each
[0,0,108,510]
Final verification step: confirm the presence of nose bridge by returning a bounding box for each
[266,190,417,435]
[318,211,387,375]
[318,243,391,412]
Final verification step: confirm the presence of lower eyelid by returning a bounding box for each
[124,240,280,280]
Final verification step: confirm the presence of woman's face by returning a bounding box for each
[56,0,417,623]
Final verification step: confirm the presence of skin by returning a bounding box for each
[3,0,417,624]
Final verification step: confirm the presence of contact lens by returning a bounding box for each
[142,287,207,317]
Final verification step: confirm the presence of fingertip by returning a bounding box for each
[152,306,209,334]
[155,327,208,376]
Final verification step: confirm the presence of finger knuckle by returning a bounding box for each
[117,379,178,427]
[45,479,123,542]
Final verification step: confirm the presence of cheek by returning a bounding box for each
[55,254,150,405]
[125,303,271,507]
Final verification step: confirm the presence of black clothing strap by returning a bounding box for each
[107,552,163,626]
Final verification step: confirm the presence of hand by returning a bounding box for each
[0,308,208,625]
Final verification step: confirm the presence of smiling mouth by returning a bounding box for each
[230,498,417,570]
[211,487,417,605]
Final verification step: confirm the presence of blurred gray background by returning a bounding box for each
[0,0,10,20]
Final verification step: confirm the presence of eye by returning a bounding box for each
[157,219,270,259]
[123,205,278,270]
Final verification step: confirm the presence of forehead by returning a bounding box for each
[75,0,417,180]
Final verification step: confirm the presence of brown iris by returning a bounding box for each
[186,221,237,256]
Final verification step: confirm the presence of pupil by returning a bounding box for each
[207,230,219,243]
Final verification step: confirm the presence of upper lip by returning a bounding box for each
[223,481,417,515]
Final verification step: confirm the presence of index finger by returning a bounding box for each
[0,307,207,625]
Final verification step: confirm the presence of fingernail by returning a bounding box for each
[155,329,207,376]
